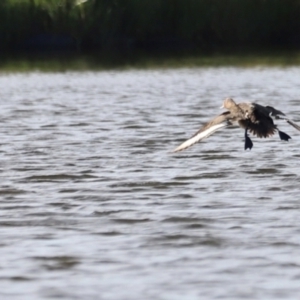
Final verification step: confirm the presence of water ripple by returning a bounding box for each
[1,68,300,299]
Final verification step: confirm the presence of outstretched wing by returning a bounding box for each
[286,119,300,131]
[266,105,300,132]
[173,112,231,152]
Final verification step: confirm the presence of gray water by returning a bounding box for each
[0,67,300,300]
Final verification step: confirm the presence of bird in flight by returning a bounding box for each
[173,98,300,152]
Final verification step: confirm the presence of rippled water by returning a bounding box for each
[1,67,300,299]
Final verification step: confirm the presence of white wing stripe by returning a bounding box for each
[173,123,228,152]
[275,116,300,131]
[286,119,300,131]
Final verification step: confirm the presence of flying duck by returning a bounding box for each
[173,98,300,152]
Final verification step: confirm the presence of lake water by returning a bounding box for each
[0,67,300,299]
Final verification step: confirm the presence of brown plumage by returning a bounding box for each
[173,98,300,152]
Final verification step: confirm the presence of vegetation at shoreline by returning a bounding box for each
[1,0,300,70]
[2,51,300,72]
[1,0,300,52]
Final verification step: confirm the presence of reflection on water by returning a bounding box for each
[0,68,300,299]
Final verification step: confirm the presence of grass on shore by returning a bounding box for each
[1,51,300,72]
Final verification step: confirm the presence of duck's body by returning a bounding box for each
[173,98,300,152]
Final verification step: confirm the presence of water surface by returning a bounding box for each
[0,67,300,299]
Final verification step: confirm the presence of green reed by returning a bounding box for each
[0,0,300,54]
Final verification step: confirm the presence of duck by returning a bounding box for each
[173,98,300,152]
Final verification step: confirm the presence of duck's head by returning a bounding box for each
[221,98,236,109]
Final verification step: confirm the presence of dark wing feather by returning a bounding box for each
[266,105,300,132]
[265,106,286,116]
[238,104,277,138]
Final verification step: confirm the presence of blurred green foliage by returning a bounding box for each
[0,0,300,53]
